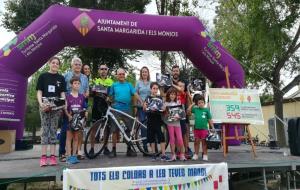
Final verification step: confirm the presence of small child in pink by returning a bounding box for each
[164,87,186,161]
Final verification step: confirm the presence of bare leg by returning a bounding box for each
[77,130,83,154]
[50,144,56,156]
[202,140,207,155]
[73,131,79,156]
[66,131,73,156]
[41,145,47,156]
[112,132,118,148]
[150,143,155,154]
[194,138,200,155]
[160,142,166,155]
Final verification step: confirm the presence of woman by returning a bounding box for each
[36,57,66,167]
[135,66,151,154]
[81,64,91,80]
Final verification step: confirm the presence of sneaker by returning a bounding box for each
[185,148,193,159]
[103,147,110,156]
[72,155,80,164]
[126,149,137,157]
[192,154,199,161]
[40,155,47,167]
[108,148,117,158]
[151,155,157,161]
[203,154,208,161]
[180,154,187,161]
[59,154,66,162]
[49,155,58,166]
[168,155,176,162]
[66,156,73,164]
[160,155,171,161]
[89,148,94,157]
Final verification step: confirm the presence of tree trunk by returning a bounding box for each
[273,84,286,147]
[158,0,167,74]
[161,51,167,74]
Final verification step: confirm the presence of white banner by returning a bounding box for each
[209,88,264,125]
[63,163,228,190]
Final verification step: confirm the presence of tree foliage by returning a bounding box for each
[215,0,300,146]
[1,0,149,134]
[1,0,150,75]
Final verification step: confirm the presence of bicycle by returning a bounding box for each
[42,97,65,111]
[83,89,169,159]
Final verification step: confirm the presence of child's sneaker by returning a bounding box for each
[40,155,47,167]
[49,155,57,166]
[72,155,80,164]
[161,155,170,161]
[66,156,73,164]
[179,154,187,161]
[168,155,176,162]
[151,155,157,161]
[203,154,208,161]
[192,154,199,161]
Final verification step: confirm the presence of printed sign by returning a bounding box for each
[63,163,228,190]
[209,88,264,125]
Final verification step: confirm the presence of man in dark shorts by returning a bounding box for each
[89,64,114,156]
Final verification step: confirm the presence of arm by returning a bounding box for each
[187,103,194,116]
[208,119,214,130]
[37,90,43,108]
[64,100,72,121]
[60,92,66,99]
[134,93,143,105]
[172,83,184,92]
[83,76,90,98]
[143,101,147,111]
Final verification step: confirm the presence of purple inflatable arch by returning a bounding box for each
[0,4,244,141]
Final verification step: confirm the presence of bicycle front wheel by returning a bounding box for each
[84,118,110,159]
[135,120,169,157]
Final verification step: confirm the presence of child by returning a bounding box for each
[164,87,186,161]
[36,57,66,167]
[65,77,88,164]
[187,95,214,161]
[143,82,169,161]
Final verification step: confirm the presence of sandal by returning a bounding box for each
[59,155,66,162]
[77,151,85,160]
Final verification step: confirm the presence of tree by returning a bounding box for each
[215,0,300,146]
[155,0,200,74]
[1,0,151,76]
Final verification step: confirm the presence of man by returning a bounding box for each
[59,57,89,161]
[108,68,142,157]
[166,65,193,159]
[89,64,114,156]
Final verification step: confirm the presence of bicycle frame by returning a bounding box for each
[99,106,146,143]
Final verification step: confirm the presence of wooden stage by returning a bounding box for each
[0,144,300,189]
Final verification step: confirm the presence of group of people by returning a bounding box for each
[36,56,214,167]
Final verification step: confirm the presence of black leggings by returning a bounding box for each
[147,114,165,144]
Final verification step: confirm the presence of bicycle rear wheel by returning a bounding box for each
[84,118,110,159]
[135,120,169,157]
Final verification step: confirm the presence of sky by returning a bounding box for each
[0,0,298,96]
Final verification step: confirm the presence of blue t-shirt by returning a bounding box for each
[64,71,89,95]
[135,80,151,104]
[109,81,136,111]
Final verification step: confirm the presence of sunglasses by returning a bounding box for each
[118,73,125,75]
[100,68,108,70]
